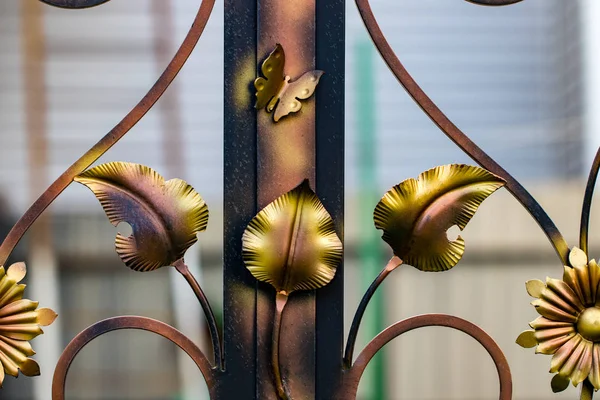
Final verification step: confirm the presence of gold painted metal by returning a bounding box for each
[242,179,342,294]
[243,180,342,399]
[254,44,323,122]
[517,248,600,392]
[0,262,57,387]
[374,164,505,272]
[255,2,319,396]
[75,162,209,272]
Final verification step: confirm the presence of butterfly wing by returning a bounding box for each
[273,70,324,122]
[255,44,286,110]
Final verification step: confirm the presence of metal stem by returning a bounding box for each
[273,292,290,399]
[580,147,600,255]
[0,0,216,266]
[582,379,595,400]
[344,256,403,368]
[174,259,223,370]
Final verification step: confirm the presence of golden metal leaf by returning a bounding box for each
[0,262,57,387]
[254,44,324,122]
[242,180,342,294]
[75,162,208,272]
[374,164,505,272]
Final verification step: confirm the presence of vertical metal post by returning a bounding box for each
[223,0,258,398]
[224,0,344,398]
[315,1,345,399]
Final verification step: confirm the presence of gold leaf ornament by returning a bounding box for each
[374,164,505,272]
[75,162,208,272]
[0,262,57,386]
[242,180,342,294]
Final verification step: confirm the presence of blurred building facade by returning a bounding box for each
[0,0,594,399]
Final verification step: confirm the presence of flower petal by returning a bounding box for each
[0,349,19,377]
[537,332,576,355]
[516,330,537,348]
[0,338,28,366]
[540,284,582,316]
[0,324,43,341]
[5,263,26,284]
[0,335,34,357]
[570,247,588,268]
[532,299,578,323]
[551,374,570,393]
[19,358,40,377]
[551,334,582,372]
[546,278,585,312]
[529,316,573,330]
[590,260,600,303]
[571,340,593,386]
[534,326,575,342]
[558,339,588,379]
[575,265,595,306]
[37,308,58,326]
[591,344,600,390]
[0,300,38,318]
[0,284,25,309]
[565,266,586,305]
[526,280,545,298]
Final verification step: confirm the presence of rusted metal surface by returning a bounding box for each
[354,0,569,264]
[0,0,216,267]
[466,0,523,5]
[38,0,112,8]
[9,0,592,398]
[256,2,318,398]
[339,314,512,400]
[51,316,219,400]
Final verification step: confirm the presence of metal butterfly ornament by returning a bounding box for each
[254,44,324,122]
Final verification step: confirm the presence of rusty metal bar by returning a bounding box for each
[256,1,318,398]
[223,0,258,397]
[314,1,345,397]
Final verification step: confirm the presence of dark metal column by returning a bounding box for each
[315,1,345,398]
[223,0,258,397]
[224,0,344,398]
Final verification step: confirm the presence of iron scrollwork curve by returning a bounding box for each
[51,316,219,400]
[339,314,512,400]
[0,0,216,267]
[0,0,220,393]
[354,0,569,264]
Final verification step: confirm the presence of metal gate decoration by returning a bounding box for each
[0,0,596,398]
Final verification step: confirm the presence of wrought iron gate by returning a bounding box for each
[1,0,599,399]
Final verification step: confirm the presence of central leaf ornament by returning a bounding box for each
[242,179,342,294]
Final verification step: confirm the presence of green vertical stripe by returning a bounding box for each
[355,40,386,400]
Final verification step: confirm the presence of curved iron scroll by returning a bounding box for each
[51,316,219,400]
[339,314,512,400]
[0,0,216,266]
[354,0,569,264]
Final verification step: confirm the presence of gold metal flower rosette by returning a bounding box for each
[518,248,600,396]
